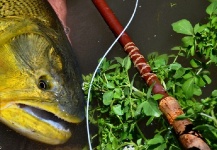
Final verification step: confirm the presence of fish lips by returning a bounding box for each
[0,99,83,145]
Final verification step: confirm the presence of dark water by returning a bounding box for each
[0,0,212,149]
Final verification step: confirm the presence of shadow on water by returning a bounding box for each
[0,0,214,149]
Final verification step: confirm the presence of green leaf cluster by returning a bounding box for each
[147,50,216,148]
[83,57,177,149]
[172,2,217,64]
[83,1,217,149]
[149,1,217,148]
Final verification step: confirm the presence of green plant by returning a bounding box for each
[83,57,178,150]
[83,1,217,149]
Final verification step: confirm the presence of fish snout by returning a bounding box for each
[57,86,85,123]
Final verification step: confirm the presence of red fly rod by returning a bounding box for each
[92,0,210,149]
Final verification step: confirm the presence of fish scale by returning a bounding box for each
[0,0,57,28]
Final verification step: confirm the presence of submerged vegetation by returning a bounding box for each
[83,1,217,149]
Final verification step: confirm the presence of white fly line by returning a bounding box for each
[86,0,139,149]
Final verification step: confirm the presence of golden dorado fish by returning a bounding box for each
[0,0,84,145]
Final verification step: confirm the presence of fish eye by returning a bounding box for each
[39,80,47,90]
[38,76,50,90]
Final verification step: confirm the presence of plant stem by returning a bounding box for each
[103,73,108,84]
[200,112,213,119]
[135,123,147,142]
[211,109,217,126]
[173,49,181,63]
[196,68,203,75]
[200,111,217,125]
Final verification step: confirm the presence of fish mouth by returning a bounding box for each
[18,104,70,132]
[0,101,79,145]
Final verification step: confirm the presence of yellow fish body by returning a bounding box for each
[0,0,84,145]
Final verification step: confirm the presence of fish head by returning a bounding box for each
[0,25,85,145]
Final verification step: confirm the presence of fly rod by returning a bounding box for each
[92,0,210,149]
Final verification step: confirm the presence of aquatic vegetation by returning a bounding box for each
[83,1,217,149]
